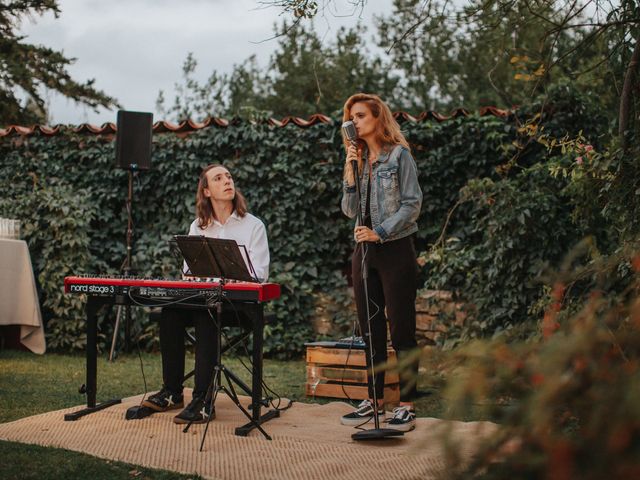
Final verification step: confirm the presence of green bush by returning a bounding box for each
[423,164,581,342]
[0,111,552,356]
[440,248,640,479]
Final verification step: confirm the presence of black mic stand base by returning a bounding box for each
[352,428,404,441]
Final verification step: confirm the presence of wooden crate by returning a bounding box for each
[305,344,400,406]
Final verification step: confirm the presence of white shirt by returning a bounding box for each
[187,212,270,282]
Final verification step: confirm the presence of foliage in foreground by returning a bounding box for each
[438,248,640,479]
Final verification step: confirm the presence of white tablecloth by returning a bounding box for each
[0,238,46,353]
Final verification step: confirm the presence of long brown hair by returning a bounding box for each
[341,93,410,171]
[195,163,247,229]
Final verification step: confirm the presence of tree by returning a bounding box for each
[268,1,638,132]
[157,21,398,121]
[156,52,229,122]
[0,0,118,126]
[258,21,398,117]
[374,0,631,114]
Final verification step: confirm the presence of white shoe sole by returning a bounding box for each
[340,413,385,426]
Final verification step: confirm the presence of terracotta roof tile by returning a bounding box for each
[479,106,510,117]
[1,124,66,135]
[74,122,117,134]
[393,111,418,122]
[152,121,180,133]
[450,107,471,118]
[414,111,449,122]
[266,113,332,127]
[0,109,512,137]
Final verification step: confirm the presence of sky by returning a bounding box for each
[18,0,388,125]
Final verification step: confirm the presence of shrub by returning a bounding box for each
[440,248,640,479]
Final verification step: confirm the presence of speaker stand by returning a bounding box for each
[109,167,137,360]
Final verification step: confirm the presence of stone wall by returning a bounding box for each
[311,288,466,347]
[415,289,467,345]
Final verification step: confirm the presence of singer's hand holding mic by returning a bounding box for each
[346,144,359,163]
[344,144,359,185]
[354,225,381,243]
[342,120,359,186]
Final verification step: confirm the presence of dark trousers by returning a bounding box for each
[159,305,253,396]
[352,235,419,402]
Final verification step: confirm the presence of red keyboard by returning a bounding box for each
[64,276,281,302]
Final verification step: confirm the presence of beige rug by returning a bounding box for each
[0,390,497,480]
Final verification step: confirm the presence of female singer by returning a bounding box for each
[340,93,423,432]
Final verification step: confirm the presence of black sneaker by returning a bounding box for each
[141,387,184,412]
[385,406,416,432]
[173,393,215,424]
[340,399,385,426]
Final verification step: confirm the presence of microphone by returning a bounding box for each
[342,120,358,145]
[342,120,363,224]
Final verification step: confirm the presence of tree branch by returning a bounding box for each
[619,34,640,150]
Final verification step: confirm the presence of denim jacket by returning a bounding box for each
[341,144,422,243]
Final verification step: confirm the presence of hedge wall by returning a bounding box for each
[0,113,519,356]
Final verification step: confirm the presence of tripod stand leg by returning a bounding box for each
[223,367,253,398]
[222,370,272,440]
[235,408,280,437]
[198,368,222,451]
[109,305,123,362]
[183,367,220,435]
[191,300,277,447]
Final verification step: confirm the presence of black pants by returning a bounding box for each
[159,304,253,396]
[352,235,419,402]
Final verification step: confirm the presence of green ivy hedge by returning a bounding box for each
[420,85,610,344]
[423,166,581,344]
[1,111,564,356]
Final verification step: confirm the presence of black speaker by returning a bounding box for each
[116,110,153,170]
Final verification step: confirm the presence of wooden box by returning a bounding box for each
[305,343,400,406]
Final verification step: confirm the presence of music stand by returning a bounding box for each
[175,236,257,282]
[173,235,272,445]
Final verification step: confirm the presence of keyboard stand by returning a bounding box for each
[65,296,121,421]
[235,303,280,436]
[63,292,278,435]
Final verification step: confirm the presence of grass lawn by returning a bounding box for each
[0,348,465,479]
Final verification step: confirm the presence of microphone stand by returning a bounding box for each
[349,152,403,441]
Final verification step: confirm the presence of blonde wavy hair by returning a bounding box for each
[341,93,410,161]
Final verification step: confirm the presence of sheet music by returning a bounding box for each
[174,235,256,282]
